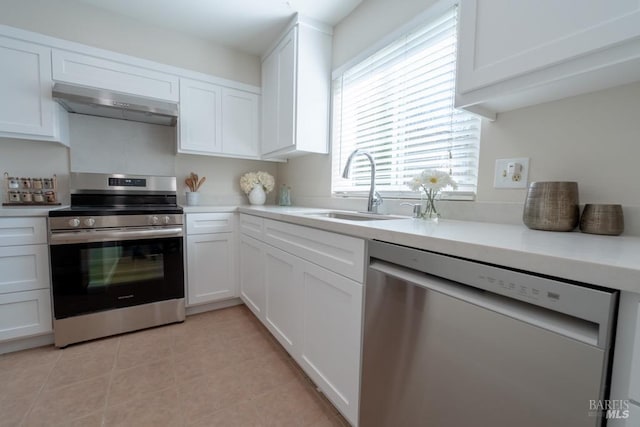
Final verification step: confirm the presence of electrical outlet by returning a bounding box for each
[494,158,529,189]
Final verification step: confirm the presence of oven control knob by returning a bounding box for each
[162,216,171,225]
[68,218,80,227]
[150,215,160,225]
[84,218,96,227]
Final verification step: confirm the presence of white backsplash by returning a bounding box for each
[69,115,176,176]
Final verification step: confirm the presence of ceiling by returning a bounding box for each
[71,0,362,55]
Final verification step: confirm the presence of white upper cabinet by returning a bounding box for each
[178,78,223,154]
[456,0,640,119]
[52,50,179,101]
[178,78,260,159]
[0,36,68,144]
[221,87,260,158]
[261,17,332,158]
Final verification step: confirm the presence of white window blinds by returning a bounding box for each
[331,6,480,196]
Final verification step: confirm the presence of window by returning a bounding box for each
[331,5,480,198]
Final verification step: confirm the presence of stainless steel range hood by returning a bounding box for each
[52,83,178,126]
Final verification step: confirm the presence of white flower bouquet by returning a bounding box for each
[239,171,275,195]
[407,169,457,219]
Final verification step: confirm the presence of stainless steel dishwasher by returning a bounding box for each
[360,240,618,427]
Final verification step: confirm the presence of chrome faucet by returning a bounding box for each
[342,149,383,213]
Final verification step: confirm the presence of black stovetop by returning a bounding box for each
[48,192,182,217]
[48,205,183,217]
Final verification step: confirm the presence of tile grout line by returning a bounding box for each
[169,332,188,427]
[18,347,63,427]
[99,337,122,427]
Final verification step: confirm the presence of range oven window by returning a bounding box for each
[51,237,184,319]
[83,244,164,288]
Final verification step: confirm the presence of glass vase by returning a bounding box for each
[421,189,439,221]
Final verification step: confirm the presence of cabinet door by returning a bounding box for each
[261,49,279,155]
[178,78,223,154]
[275,28,297,154]
[221,88,259,158]
[52,50,179,101]
[0,37,54,137]
[186,233,236,306]
[456,0,640,118]
[458,0,640,94]
[299,259,362,426]
[239,234,265,321]
[0,245,50,294]
[0,289,52,341]
[264,244,302,358]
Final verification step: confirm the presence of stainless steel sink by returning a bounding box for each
[306,211,402,221]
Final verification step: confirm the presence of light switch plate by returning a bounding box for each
[494,158,529,189]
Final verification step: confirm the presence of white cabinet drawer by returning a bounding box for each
[0,218,47,246]
[239,214,264,240]
[0,245,49,294]
[186,213,235,235]
[52,50,179,102]
[0,289,52,341]
[263,218,365,283]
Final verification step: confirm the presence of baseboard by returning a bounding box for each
[185,297,243,316]
[0,333,54,355]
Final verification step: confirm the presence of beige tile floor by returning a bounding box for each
[0,305,349,427]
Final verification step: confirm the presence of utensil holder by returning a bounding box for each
[186,192,200,206]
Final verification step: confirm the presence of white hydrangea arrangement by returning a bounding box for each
[239,171,275,194]
[407,169,458,219]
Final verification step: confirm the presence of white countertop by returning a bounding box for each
[180,205,238,213]
[238,206,640,293]
[0,206,69,217]
[4,203,637,293]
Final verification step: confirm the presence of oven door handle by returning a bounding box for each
[49,227,183,244]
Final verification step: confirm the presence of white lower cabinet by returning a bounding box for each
[264,244,302,355]
[0,289,52,341]
[0,217,52,343]
[185,213,238,307]
[186,233,236,305]
[239,234,265,320]
[239,213,363,426]
[299,259,362,425]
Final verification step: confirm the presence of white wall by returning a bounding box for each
[0,139,70,203]
[175,155,279,206]
[0,0,260,86]
[67,115,278,205]
[69,115,175,176]
[332,0,437,70]
[278,0,640,234]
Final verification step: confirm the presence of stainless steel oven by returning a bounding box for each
[48,173,185,347]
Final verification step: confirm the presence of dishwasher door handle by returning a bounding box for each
[369,261,601,348]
